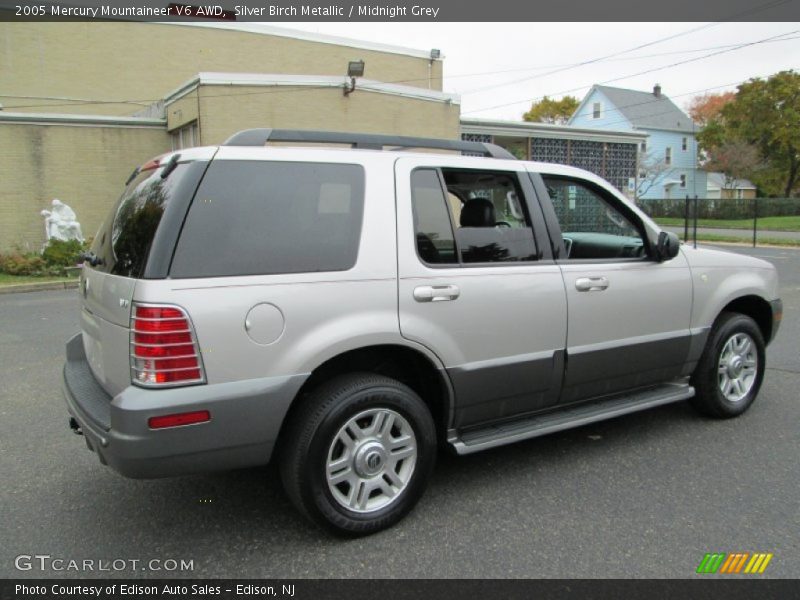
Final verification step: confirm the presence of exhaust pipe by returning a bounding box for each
[69,417,83,436]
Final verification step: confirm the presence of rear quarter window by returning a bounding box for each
[169,161,365,278]
[89,163,195,278]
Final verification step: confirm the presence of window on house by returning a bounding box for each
[640,141,647,153]
[682,137,688,151]
[592,102,602,119]
[665,147,672,166]
[680,174,686,188]
[171,122,198,150]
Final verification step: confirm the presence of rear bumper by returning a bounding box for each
[62,333,308,479]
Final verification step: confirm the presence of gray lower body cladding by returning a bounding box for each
[446,329,706,428]
[62,333,307,479]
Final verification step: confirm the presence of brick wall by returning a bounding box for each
[1,22,442,117]
[0,122,170,251]
[195,84,460,145]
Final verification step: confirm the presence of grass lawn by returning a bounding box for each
[0,273,76,287]
[680,234,800,247]
[655,215,800,231]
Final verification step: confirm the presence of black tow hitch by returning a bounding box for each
[69,417,83,436]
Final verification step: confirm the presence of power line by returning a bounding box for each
[462,23,722,95]
[4,0,796,110]
[549,73,798,132]
[4,13,798,112]
[460,0,794,95]
[462,77,788,134]
[12,36,788,108]
[462,29,799,115]
[446,35,800,88]
[10,29,796,113]
[560,81,754,129]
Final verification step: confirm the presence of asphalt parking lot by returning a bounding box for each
[1,244,798,579]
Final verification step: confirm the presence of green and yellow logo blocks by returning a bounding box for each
[696,552,773,574]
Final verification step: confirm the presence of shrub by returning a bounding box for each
[42,239,86,268]
[0,253,47,276]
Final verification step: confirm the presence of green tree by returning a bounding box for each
[522,95,580,125]
[698,71,800,197]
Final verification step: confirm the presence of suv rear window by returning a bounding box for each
[169,161,365,278]
[89,163,194,278]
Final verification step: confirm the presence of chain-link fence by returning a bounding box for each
[637,197,800,247]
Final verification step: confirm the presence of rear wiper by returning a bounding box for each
[160,153,180,180]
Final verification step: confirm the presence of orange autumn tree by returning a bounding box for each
[687,91,735,127]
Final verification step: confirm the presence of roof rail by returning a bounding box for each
[222,128,516,160]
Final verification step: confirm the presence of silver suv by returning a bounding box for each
[62,129,782,535]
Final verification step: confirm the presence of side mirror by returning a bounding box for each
[656,231,681,262]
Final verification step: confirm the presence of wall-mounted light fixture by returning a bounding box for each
[427,49,441,90]
[344,60,365,97]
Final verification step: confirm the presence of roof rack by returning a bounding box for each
[222,128,516,160]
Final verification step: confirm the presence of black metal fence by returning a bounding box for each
[637,197,800,247]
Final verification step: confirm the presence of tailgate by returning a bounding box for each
[74,152,212,396]
[80,268,135,397]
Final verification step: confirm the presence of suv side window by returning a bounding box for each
[411,168,538,265]
[542,176,646,260]
[170,161,365,278]
[411,169,458,265]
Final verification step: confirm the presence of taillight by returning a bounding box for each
[130,304,205,387]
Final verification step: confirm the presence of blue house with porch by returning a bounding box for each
[569,84,706,199]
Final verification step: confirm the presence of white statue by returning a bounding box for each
[41,199,84,243]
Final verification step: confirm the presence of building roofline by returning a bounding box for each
[0,111,166,127]
[705,171,757,190]
[152,22,440,61]
[460,117,646,144]
[569,84,699,133]
[163,72,460,106]
[566,85,621,128]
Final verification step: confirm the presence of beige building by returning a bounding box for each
[163,72,459,147]
[0,22,455,250]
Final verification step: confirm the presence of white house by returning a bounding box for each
[706,172,757,199]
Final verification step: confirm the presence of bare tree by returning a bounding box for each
[704,140,762,195]
[636,151,674,198]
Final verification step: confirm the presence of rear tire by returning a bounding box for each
[690,312,765,418]
[279,372,436,536]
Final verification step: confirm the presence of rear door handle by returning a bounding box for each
[413,285,460,302]
[575,277,609,292]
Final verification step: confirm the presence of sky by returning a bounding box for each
[264,22,800,121]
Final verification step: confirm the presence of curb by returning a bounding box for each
[0,280,79,295]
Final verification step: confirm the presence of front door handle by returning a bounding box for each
[575,277,609,292]
[413,285,461,302]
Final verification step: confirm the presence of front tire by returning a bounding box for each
[279,372,436,536]
[690,312,766,418]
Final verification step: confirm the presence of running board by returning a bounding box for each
[451,383,695,455]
